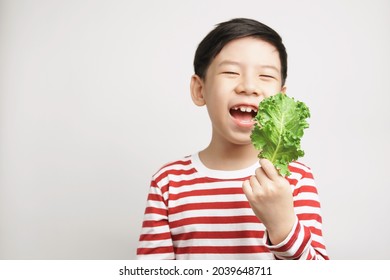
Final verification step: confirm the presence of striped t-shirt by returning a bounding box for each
[137,153,328,260]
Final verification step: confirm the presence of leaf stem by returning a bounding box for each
[271,113,284,163]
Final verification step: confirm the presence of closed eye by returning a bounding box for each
[222,71,239,75]
[259,75,275,79]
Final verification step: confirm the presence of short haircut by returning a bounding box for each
[194,18,288,85]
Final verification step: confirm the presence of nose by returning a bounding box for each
[235,75,261,96]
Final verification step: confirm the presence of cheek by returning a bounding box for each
[204,90,228,121]
[262,82,283,96]
[204,83,227,104]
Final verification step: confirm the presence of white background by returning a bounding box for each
[0,0,389,259]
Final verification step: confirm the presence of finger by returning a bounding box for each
[249,174,266,196]
[259,158,280,181]
[255,165,270,187]
[242,179,253,198]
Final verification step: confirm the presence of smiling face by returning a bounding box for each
[191,36,286,147]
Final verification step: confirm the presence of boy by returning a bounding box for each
[137,18,328,260]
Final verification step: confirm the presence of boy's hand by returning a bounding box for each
[242,158,296,245]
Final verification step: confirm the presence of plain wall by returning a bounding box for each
[1,0,389,259]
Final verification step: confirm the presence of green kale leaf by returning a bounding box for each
[250,93,310,176]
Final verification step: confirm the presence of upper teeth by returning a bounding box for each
[233,106,257,113]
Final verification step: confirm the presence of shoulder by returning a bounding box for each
[151,155,195,183]
[158,155,192,171]
[288,161,314,180]
[288,161,319,194]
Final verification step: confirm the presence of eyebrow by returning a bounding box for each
[217,60,241,67]
[217,60,280,72]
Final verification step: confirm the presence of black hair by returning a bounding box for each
[194,18,288,85]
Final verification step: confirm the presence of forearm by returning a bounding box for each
[136,180,175,260]
[264,218,329,260]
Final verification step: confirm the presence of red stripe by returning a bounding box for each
[169,187,244,201]
[147,193,163,201]
[314,247,330,260]
[149,183,168,207]
[175,245,269,254]
[291,225,311,259]
[150,180,158,188]
[294,199,321,208]
[145,207,167,216]
[297,213,322,223]
[172,230,264,241]
[137,246,173,255]
[293,185,318,196]
[139,232,172,241]
[156,177,249,198]
[311,240,326,250]
[308,226,323,236]
[170,216,260,228]
[286,177,298,186]
[169,201,251,215]
[288,163,313,178]
[161,184,168,195]
[155,168,197,183]
[142,220,167,227]
[271,221,301,253]
[160,159,192,170]
[157,179,205,198]
[307,250,313,260]
[165,177,247,188]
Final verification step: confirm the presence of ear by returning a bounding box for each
[280,85,287,94]
[190,74,206,106]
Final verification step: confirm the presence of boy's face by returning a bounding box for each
[191,37,285,146]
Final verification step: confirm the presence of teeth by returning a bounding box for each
[234,106,257,113]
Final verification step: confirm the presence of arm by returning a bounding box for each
[136,178,175,260]
[242,159,329,260]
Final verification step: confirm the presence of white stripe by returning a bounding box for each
[163,172,201,182]
[294,177,316,188]
[294,192,319,201]
[156,176,169,188]
[170,194,247,207]
[157,172,314,194]
[138,239,173,249]
[294,206,322,215]
[313,247,328,259]
[140,224,170,235]
[167,180,243,194]
[173,238,264,247]
[171,223,265,235]
[154,159,310,183]
[273,227,309,259]
[137,253,174,260]
[156,173,202,187]
[142,213,167,221]
[154,161,193,177]
[145,199,166,209]
[311,233,326,244]
[289,161,311,173]
[296,219,322,229]
[176,253,275,260]
[286,172,302,181]
[169,208,255,222]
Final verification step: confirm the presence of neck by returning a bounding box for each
[199,137,259,171]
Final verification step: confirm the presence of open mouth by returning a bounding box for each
[229,105,257,124]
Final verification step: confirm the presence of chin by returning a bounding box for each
[228,136,253,146]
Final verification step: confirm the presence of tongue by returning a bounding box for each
[230,110,253,122]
